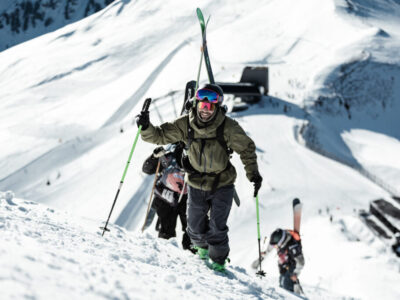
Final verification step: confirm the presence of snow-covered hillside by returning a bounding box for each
[301,0,400,194]
[0,0,115,51]
[3,192,398,300]
[1,193,302,300]
[1,0,399,299]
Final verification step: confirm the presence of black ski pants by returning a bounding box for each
[152,195,191,250]
[186,184,234,264]
[280,271,295,292]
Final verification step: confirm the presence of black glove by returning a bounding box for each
[136,111,150,131]
[250,170,263,197]
[152,146,165,158]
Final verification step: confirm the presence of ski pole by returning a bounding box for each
[177,181,187,203]
[100,98,152,236]
[255,194,266,277]
[296,279,305,295]
[141,160,161,232]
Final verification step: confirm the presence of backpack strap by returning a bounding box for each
[288,230,301,241]
[210,162,231,194]
[215,118,233,156]
[187,116,195,149]
[186,117,231,155]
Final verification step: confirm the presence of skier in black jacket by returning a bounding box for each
[267,228,305,294]
[142,143,191,251]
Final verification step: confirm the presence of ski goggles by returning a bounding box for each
[197,101,216,111]
[195,88,221,103]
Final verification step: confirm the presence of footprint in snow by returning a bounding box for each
[164,274,176,283]
[5,197,17,206]
[18,206,28,212]
[25,255,36,262]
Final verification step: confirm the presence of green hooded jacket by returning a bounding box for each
[141,108,259,191]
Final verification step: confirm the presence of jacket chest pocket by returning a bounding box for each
[191,139,228,173]
[209,141,228,169]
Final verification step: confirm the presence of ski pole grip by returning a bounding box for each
[142,98,152,113]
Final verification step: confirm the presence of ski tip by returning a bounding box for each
[293,198,301,207]
[196,8,205,24]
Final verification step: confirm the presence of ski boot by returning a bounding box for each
[210,258,230,273]
[210,262,226,272]
[193,246,209,260]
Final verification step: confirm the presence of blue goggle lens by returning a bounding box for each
[195,89,219,103]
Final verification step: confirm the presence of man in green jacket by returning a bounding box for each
[136,84,262,271]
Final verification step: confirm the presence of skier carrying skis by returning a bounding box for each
[142,143,192,251]
[136,84,262,271]
[268,228,305,294]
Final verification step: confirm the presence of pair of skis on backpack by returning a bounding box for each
[251,198,302,269]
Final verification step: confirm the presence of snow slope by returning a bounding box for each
[1,0,400,299]
[0,194,300,300]
[302,0,400,194]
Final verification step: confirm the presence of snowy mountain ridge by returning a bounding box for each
[0,0,115,51]
[300,0,400,195]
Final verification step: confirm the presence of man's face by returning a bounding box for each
[197,101,216,121]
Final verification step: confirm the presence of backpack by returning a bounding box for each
[287,230,302,258]
[288,230,301,241]
[155,152,187,206]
